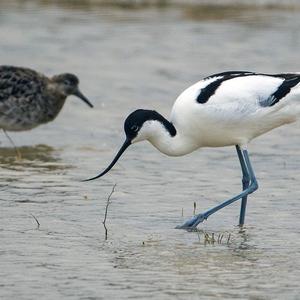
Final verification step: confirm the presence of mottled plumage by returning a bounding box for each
[0,65,93,131]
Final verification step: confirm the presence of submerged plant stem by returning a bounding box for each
[30,213,40,229]
[103,183,117,241]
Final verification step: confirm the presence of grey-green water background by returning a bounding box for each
[0,1,300,299]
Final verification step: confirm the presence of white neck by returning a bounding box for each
[133,120,199,157]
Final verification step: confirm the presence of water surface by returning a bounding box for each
[0,1,300,299]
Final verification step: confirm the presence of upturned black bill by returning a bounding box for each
[83,139,131,181]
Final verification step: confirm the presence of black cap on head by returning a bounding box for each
[124,109,158,140]
[124,109,176,140]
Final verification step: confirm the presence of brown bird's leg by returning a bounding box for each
[3,129,22,160]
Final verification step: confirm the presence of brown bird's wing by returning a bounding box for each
[0,66,47,106]
[0,66,49,130]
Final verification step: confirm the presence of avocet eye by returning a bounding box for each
[64,80,71,85]
[131,125,139,132]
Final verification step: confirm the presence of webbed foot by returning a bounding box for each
[176,213,207,230]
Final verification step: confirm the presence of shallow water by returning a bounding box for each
[0,1,300,299]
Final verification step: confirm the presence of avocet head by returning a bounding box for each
[124,109,165,143]
[52,73,93,108]
[84,109,175,181]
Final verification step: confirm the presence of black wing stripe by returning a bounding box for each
[196,77,225,104]
[197,71,256,104]
[260,76,300,107]
[204,71,255,80]
[197,71,300,105]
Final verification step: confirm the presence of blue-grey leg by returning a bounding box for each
[176,147,258,229]
[236,145,250,226]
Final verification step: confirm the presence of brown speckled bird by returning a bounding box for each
[0,65,93,132]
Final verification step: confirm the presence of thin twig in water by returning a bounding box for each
[204,232,210,244]
[197,231,232,246]
[227,233,231,244]
[211,233,215,244]
[193,202,196,215]
[103,183,117,241]
[30,213,40,229]
[220,234,224,243]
